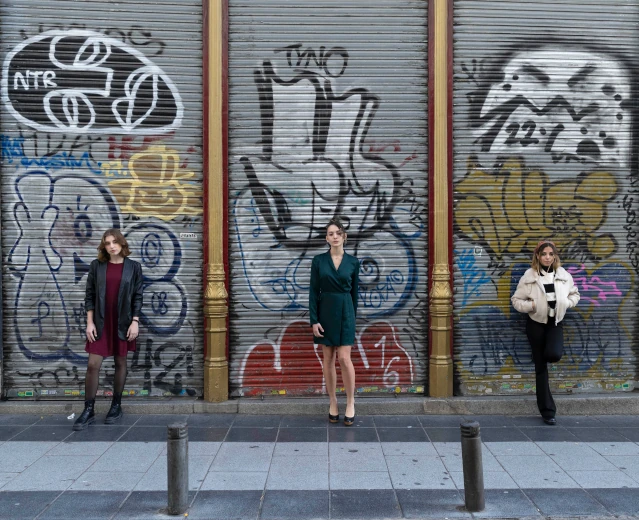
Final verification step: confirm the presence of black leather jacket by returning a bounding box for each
[85,257,144,341]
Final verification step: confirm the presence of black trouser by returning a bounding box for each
[526,316,564,419]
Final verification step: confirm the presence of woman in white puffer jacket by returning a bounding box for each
[511,240,580,426]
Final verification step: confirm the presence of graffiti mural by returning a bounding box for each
[0,8,204,399]
[228,0,429,397]
[454,40,638,394]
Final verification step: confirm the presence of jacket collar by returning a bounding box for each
[521,266,569,283]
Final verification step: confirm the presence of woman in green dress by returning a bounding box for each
[309,218,360,426]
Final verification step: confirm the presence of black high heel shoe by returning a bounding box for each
[329,413,340,423]
[344,416,355,426]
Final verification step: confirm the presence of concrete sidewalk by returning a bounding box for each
[1,413,639,519]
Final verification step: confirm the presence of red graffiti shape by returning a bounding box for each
[239,320,414,396]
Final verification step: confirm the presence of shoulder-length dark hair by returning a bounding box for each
[531,240,561,272]
[97,228,131,262]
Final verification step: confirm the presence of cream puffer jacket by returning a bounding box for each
[511,267,580,325]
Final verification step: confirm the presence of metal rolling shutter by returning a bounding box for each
[0,0,204,399]
[228,0,429,397]
[452,0,639,395]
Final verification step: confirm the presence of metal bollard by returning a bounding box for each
[167,423,189,515]
[460,420,485,512]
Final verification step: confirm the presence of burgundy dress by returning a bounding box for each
[85,261,136,357]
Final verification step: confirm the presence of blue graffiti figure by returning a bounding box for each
[8,170,120,361]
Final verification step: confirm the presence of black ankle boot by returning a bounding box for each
[73,399,95,431]
[105,393,123,424]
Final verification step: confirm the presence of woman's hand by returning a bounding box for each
[86,322,97,343]
[312,323,324,338]
[127,320,139,341]
[531,300,536,313]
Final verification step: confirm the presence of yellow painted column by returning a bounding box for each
[203,0,229,402]
[429,0,454,398]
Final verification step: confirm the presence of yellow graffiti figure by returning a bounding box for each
[108,145,202,221]
[456,157,617,260]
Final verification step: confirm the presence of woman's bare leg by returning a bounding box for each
[322,346,338,415]
[337,346,355,417]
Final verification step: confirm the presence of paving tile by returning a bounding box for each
[276,427,327,442]
[328,416,375,427]
[48,441,113,456]
[90,442,163,473]
[330,443,387,472]
[114,490,194,519]
[329,427,379,442]
[419,415,465,427]
[434,443,503,472]
[330,471,393,489]
[484,441,545,456]
[69,471,145,491]
[187,427,228,442]
[266,455,328,490]
[539,442,617,471]
[90,414,142,426]
[11,425,73,442]
[117,426,168,442]
[37,415,83,426]
[554,416,604,427]
[331,489,402,519]
[4,455,99,491]
[377,427,429,442]
[587,441,639,456]
[262,489,328,519]
[386,455,455,489]
[233,414,281,427]
[0,491,60,519]
[210,442,274,472]
[510,416,548,427]
[38,490,129,519]
[396,489,470,519]
[187,414,236,427]
[496,455,579,488]
[134,455,213,491]
[567,427,632,443]
[424,428,461,443]
[615,428,639,442]
[450,471,519,490]
[588,488,639,516]
[280,415,329,428]
[594,415,639,427]
[65,426,130,442]
[134,414,189,426]
[461,415,515,427]
[200,471,268,490]
[188,490,262,519]
[225,427,278,442]
[0,441,60,472]
[0,425,28,441]
[273,442,328,458]
[522,426,578,442]
[566,469,639,488]
[0,414,43,426]
[0,472,18,490]
[472,489,540,518]
[524,488,609,516]
[178,441,222,457]
[382,442,438,457]
[373,415,422,427]
[479,427,529,442]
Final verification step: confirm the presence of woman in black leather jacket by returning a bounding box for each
[73,229,143,431]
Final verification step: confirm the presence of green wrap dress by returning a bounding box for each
[309,251,360,346]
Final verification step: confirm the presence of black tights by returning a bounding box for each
[85,354,128,400]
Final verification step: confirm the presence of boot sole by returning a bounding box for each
[72,416,95,431]
[104,412,123,425]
